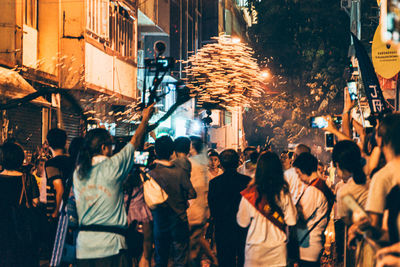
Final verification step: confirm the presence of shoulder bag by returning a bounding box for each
[140,171,168,210]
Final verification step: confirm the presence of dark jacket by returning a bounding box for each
[150,162,196,220]
[208,169,251,229]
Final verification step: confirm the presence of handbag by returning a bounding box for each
[140,172,168,209]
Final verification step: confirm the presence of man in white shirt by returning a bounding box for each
[237,151,258,179]
[284,144,311,204]
[293,153,334,267]
[365,114,400,230]
[187,136,216,266]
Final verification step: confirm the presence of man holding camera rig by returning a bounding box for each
[73,104,154,267]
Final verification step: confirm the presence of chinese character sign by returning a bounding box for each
[351,33,391,115]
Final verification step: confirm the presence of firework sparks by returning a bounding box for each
[184,35,264,109]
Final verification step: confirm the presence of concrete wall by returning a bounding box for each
[85,43,137,98]
[59,0,85,89]
[85,42,113,89]
[0,0,20,66]
[139,0,169,34]
[209,107,243,150]
[38,0,59,75]
[22,25,38,68]
[114,58,137,98]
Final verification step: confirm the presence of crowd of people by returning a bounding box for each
[1,98,400,267]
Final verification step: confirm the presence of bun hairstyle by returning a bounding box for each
[77,128,112,179]
[332,140,366,185]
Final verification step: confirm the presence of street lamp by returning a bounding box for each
[261,70,270,79]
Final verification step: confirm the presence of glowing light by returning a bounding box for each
[232,37,241,44]
[192,120,202,133]
[175,118,187,137]
[261,71,270,78]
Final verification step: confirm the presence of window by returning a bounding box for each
[109,2,136,58]
[87,0,136,59]
[224,111,232,125]
[25,0,37,28]
[86,0,109,38]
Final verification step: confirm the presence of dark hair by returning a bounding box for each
[189,136,203,154]
[77,128,112,179]
[68,137,84,167]
[219,149,239,170]
[255,151,289,218]
[208,150,219,158]
[155,135,174,160]
[378,114,400,156]
[174,136,191,155]
[292,152,317,176]
[332,140,366,184]
[249,151,259,164]
[2,142,25,170]
[363,132,377,156]
[243,146,257,159]
[295,144,311,155]
[47,128,67,150]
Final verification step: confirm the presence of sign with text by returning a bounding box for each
[372,25,400,79]
[351,33,391,115]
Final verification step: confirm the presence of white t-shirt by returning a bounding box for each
[237,190,297,267]
[284,167,306,204]
[366,161,398,215]
[238,161,256,178]
[187,156,210,226]
[336,178,370,219]
[297,185,329,262]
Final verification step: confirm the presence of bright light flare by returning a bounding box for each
[232,37,241,44]
[261,71,270,79]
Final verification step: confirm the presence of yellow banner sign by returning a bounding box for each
[372,24,400,79]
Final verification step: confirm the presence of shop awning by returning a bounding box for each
[0,67,51,107]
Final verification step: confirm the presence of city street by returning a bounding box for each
[1,0,400,266]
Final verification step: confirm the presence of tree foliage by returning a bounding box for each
[245,0,351,152]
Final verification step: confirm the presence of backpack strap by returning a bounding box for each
[79,225,127,237]
[19,173,30,208]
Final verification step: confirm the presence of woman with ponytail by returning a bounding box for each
[73,104,154,267]
[332,140,372,267]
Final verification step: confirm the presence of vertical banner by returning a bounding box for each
[351,33,391,115]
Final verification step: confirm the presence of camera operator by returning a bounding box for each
[73,104,154,267]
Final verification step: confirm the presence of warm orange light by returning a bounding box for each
[232,37,241,44]
[261,71,270,78]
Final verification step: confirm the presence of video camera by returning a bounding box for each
[140,41,175,109]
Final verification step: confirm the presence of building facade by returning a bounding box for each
[0,0,139,154]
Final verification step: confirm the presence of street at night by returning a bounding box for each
[1,0,400,266]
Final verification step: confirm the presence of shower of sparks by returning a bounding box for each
[184,35,264,109]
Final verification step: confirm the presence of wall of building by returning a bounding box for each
[59,0,85,89]
[139,0,170,34]
[22,25,38,68]
[0,0,22,66]
[38,0,60,76]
